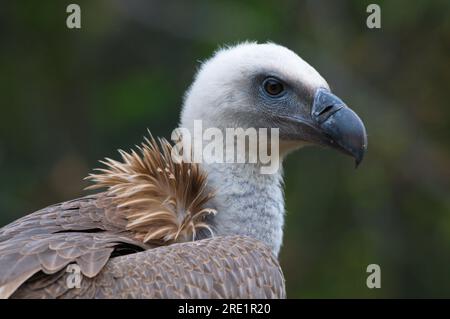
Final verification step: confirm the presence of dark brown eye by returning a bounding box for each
[263,78,284,96]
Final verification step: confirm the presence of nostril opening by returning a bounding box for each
[316,104,334,116]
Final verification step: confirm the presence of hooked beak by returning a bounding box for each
[311,88,367,167]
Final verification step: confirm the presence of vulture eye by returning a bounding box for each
[263,77,284,96]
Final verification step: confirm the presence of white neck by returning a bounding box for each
[201,162,285,257]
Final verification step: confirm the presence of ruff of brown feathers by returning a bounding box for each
[86,134,216,244]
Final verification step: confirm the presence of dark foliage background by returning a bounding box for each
[0,0,449,298]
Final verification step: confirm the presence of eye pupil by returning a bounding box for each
[264,78,284,96]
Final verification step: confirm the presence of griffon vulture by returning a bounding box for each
[0,42,367,298]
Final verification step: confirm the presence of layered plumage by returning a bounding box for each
[1,136,285,298]
[11,235,285,299]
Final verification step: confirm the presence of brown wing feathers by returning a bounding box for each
[0,134,284,298]
[0,135,218,298]
[11,236,286,299]
[0,195,149,298]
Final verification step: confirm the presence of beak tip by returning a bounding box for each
[354,157,362,169]
[353,144,367,168]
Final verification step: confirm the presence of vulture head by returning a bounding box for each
[181,42,367,165]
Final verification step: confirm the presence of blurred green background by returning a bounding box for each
[0,0,449,298]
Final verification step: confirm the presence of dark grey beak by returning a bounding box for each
[312,88,367,167]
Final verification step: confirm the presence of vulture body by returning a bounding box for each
[11,235,284,299]
[0,42,367,299]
